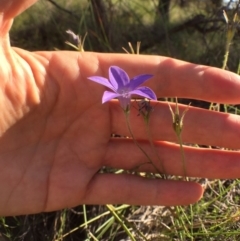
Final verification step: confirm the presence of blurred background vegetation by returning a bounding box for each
[10,0,240,70]
[2,0,240,240]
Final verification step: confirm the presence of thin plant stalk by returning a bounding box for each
[57,205,131,240]
[124,108,162,175]
[145,122,166,177]
[106,205,137,241]
[122,41,141,54]
[95,216,115,239]
[137,99,166,176]
[210,10,238,112]
[237,59,240,75]
[175,206,194,240]
[83,204,88,229]
[222,10,238,70]
[168,98,189,180]
[177,134,187,179]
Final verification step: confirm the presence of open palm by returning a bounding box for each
[1,0,240,216]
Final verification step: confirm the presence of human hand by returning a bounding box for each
[1,0,240,216]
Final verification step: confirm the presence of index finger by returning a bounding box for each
[82,52,240,104]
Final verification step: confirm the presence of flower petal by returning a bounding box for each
[102,90,121,103]
[109,66,130,90]
[88,76,115,91]
[130,86,157,100]
[128,74,153,90]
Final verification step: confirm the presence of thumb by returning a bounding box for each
[0,0,37,36]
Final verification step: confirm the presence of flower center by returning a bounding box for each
[119,88,130,98]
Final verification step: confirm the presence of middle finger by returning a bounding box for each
[110,100,240,149]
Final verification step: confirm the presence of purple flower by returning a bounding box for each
[88,66,157,110]
[66,29,80,46]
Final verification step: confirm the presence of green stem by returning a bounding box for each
[125,110,161,175]
[237,59,240,75]
[106,205,137,241]
[222,42,230,70]
[144,119,166,177]
[177,134,187,180]
[83,205,88,229]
